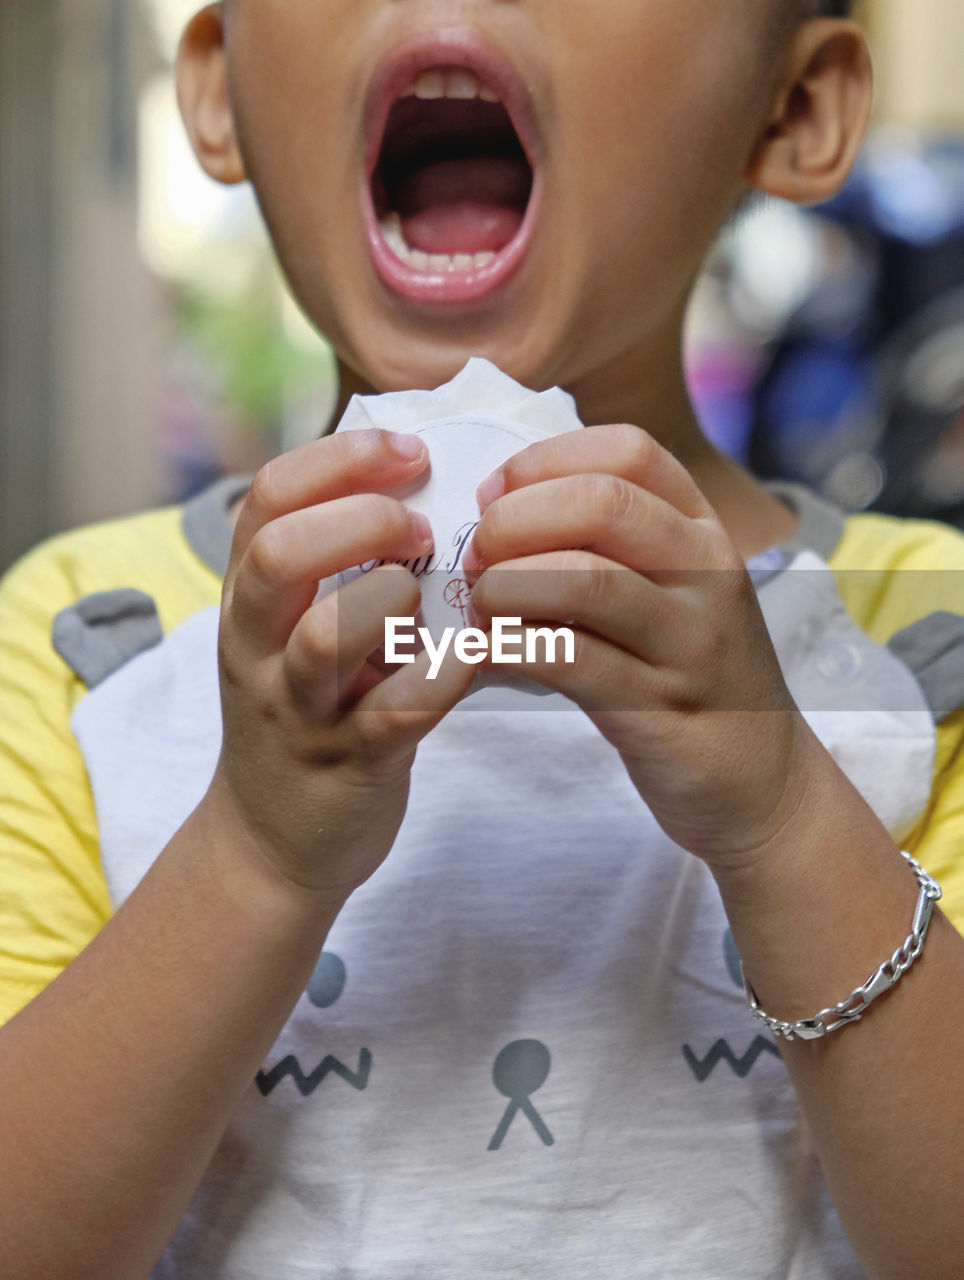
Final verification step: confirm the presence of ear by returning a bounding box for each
[746,20,873,207]
[176,4,246,185]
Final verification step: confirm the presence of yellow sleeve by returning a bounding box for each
[831,510,964,644]
[902,710,964,934]
[0,504,224,1027]
[832,512,964,933]
[0,544,112,1026]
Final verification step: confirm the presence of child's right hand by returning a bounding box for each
[203,428,475,909]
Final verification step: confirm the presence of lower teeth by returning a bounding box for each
[378,214,496,274]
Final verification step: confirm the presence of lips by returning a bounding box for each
[360,29,544,307]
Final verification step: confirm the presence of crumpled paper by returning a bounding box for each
[317,357,585,695]
[336,356,583,440]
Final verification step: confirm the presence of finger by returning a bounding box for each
[231,494,433,654]
[349,639,478,772]
[477,423,714,522]
[481,624,647,711]
[284,564,423,718]
[230,429,429,569]
[467,607,696,721]
[469,474,721,582]
[470,550,690,667]
[491,616,780,724]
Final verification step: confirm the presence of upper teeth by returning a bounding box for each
[400,69,501,103]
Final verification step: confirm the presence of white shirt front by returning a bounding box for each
[71,553,934,1278]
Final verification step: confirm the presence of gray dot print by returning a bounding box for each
[488,1040,555,1151]
[306,953,347,1008]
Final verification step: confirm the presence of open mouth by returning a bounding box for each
[362,49,541,305]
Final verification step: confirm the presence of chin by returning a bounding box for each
[347,329,556,397]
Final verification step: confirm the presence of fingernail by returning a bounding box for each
[476,468,505,510]
[392,432,426,461]
[411,512,433,545]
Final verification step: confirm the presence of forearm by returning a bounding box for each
[0,787,341,1280]
[713,730,964,1280]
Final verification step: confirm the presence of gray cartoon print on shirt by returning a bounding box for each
[255,952,373,1099]
[254,956,558,1152]
[488,1040,555,1151]
[680,930,780,1083]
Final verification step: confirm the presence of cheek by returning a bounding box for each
[225,12,362,342]
[226,5,358,237]
[550,13,765,309]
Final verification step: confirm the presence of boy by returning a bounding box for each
[1,0,963,1275]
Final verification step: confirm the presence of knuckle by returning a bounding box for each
[702,523,742,572]
[679,600,732,682]
[217,640,245,695]
[296,609,338,669]
[363,493,410,543]
[372,703,418,744]
[556,547,597,576]
[606,475,638,525]
[247,459,286,522]
[567,626,593,670]
[582,564,614,612]
[616,421,653,461]
[715,559,753,606]
[602,422,657,476]
[627,423,658,463]
[498,452,525,493]
[583,473,636,525]
[555,549,607,611]
[245,524,291,588]
[346,428,390,465]
[350,708,407,766]
[660,673,705,716]
[374,562,422,610]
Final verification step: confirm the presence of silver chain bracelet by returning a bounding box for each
[742,850,943,1042]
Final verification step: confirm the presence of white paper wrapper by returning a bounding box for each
[317,358,585,695]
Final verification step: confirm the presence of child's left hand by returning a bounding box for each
[465,423,822,874]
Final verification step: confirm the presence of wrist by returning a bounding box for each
[688,713,831,882]
[710,743,922,1027]
[743,850,942,1041]
[709,724,843,894]
[191,774,351,930]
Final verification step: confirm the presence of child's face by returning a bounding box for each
[214,2,792,397]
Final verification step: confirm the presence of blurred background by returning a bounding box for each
[2,0,964,571]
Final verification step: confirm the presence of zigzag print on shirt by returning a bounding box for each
[681,1036,780,1083]
[256,1049,373,1098]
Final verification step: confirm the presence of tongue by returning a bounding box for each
[402,204,523,256]
[395,155,530,256]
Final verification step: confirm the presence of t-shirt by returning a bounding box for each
[2,477,964,1278]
